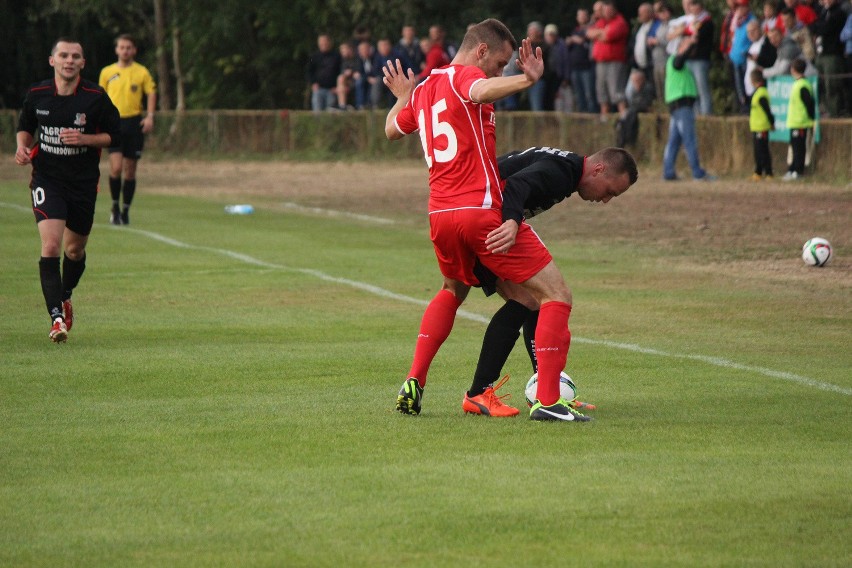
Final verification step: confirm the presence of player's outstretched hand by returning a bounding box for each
[516,38,544,84]
[383,59,416,100]
[485,220,520,254]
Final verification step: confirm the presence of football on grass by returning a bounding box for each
[525,372,576,407]
[802,237,832,267]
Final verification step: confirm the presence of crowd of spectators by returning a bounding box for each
[305,24,455,112]
[306,0,852,117]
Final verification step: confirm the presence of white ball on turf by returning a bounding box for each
[525,371,576,407]
[802,237,832,267]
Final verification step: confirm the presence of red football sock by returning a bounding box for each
[534,301,572,406]
[408,289,463,387]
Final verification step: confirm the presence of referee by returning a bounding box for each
[16,38,121,342]
[99,34,156,225]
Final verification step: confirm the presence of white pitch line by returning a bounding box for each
[2,199,848,397]
[120,225,851,397]
[574,338,852,396]
[126,227,487,321]
[0,201,32,213]
[279,202,396,225]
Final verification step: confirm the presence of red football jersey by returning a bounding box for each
[394,65,503,213]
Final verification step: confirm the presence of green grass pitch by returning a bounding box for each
[0,174,849,567]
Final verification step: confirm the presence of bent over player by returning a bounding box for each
[383,19,588,422]
[463,146,638,417]
[16,38,121,342]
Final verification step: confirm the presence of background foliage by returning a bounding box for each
[2,0,732,110]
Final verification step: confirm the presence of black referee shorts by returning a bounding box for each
[109,116,145,159]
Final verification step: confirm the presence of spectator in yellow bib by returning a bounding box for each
[98,34,156,225]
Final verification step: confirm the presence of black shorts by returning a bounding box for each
[473,259,498,297]
[30,173,98,236]
[109,116,145,159]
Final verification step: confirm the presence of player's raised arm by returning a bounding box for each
[383,59,416,140]
[515,37,545,84]
[469,38,543,104]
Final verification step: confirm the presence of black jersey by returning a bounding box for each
[497,146,584,224]
[17,78,121,185]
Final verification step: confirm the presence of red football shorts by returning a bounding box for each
[428,208,552,286]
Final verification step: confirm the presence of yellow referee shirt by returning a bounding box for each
[98,62,156,118]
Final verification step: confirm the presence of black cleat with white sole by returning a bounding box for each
[530,398,592,422]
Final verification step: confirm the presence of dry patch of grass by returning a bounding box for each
[2,159,847,287]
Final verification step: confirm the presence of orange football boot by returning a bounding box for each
[462,375,520,417]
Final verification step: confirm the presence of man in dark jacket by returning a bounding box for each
[566,8,598,113]
[306,34,341,111]
[812,0,846,116]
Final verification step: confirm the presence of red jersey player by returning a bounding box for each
[383,19,588,422]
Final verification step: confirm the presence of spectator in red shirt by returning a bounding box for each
[775,0,818,33]
[418,26,451,81]
[587,0,630,120]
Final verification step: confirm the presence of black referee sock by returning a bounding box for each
[122,179,136,208]
[39,257,63,321]
[61,253,86,301]
[109,176,122,202]
[523,309,540,374]
[468,300,531,397]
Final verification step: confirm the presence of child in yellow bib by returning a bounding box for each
[748,69,775,181]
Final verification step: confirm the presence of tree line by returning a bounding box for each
[5,0,737,111]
